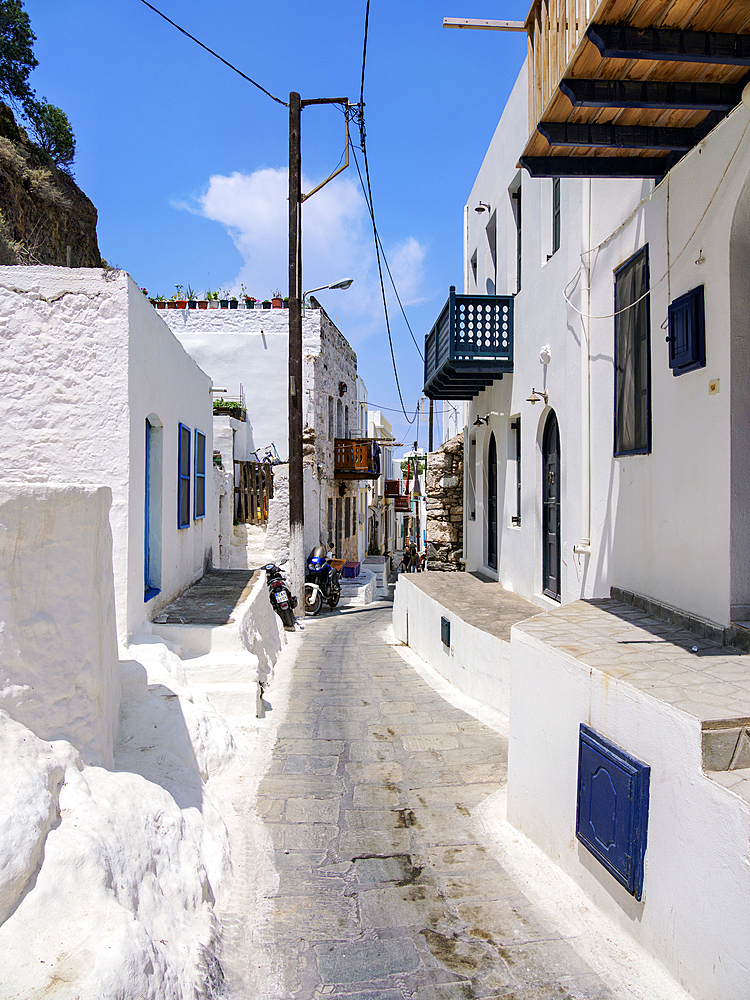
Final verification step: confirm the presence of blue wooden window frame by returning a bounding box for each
[667,285,705,376]
[576,724,650,900]
[194,429,206,519]
[614,246,651,456]
[552,177,561,254]
[178,423,191,529]
[144,419,160,601]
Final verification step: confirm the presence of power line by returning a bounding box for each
[138,0,288,107]
[360,0,370,107]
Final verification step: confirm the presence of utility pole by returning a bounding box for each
[288,92,303,606]
[287,94,351,608]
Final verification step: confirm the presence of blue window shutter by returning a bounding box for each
[178,423,191,528]
[194,430,206,519]
[576,724,650,900]
[668,285,705,375]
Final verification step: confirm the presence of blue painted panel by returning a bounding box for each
[576,724,650,900]
[668,285,705,376]
[441,616,450,647]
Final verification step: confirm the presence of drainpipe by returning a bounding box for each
[573,178,592,558]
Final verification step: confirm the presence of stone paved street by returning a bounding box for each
[255,601,620,1000]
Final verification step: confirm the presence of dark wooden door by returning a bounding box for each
[542,412,561,600]
[487,432,498,570]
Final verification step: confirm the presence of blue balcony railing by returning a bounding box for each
[424,287,514,400]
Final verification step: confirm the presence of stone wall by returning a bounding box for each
[425,433,465,571]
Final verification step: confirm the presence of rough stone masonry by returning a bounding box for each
[425,433,465,572]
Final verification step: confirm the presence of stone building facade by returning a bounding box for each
[425,433,464,571]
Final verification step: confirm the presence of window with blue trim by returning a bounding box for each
[614,246,651,456]
[178,423,191,528]
[194,430,206,519]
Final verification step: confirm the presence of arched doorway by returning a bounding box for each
[542,411,560,601]
[487,432,498,570]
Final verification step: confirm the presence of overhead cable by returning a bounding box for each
[138,0,288,107]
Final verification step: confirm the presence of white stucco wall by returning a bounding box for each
[162,308,290,462]
[0,267,213,640]
[459,64,750,626]
[508,622,750,1000]
[0,484,119,767]
[392,576,510,715]
[161,305,364,564]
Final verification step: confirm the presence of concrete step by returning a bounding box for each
[191,681,261,718]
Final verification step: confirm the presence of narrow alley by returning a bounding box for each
[236,599,628,1000]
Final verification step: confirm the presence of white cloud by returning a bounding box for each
[187,166,428,344]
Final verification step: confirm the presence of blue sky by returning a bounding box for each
[25,0,529,448]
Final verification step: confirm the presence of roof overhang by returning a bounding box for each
[520,0,750,179]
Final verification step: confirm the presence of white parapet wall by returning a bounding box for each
[0,483,119,768]
[392,575,510,716]
[152,570,284,719]
[508,616,750,1000]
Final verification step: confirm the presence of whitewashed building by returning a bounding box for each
[161,300,377,565]
[0,267,214,641]
[398,3,750,997]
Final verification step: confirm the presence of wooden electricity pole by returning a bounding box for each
[288,91,304,606]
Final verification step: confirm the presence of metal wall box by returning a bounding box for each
[440,616,451,647]
[576,724,650,900]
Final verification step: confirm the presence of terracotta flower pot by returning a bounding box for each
[272,296,283,309]
[167,301,176,309]
[156,302,166,309]
[175,300,187,309]
[197,301,208,309]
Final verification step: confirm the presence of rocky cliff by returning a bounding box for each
[0,103,100,267]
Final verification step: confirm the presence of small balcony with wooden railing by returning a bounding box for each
[424,286,513,401]
[333,438,381,480]
[520,0,750,179]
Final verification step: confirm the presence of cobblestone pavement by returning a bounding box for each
[255,602,619,1000]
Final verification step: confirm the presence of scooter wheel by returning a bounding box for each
[304,585,323,616]
[281,607,295,629]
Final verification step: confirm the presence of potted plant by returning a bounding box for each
[262,299,272,310]
[229,295,238,310]
[283,296,289,309]
[206,290,219,309]
[245,296,256,309]
[186,285,198,309]
[154,294,166,310]
[219,288,230,309]
[271,289,283,309]
[173,284,187,309]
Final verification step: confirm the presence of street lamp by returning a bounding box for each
[303,279,354,297]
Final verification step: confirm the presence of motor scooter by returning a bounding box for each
[264,563,297,630]
[304,546,341,615]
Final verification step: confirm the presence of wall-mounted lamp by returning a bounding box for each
[526,388,548,405]
[472,411,498,426]
[210,387,228,394]
[474,202,491,214]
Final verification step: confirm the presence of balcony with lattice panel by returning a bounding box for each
[424,287,514,401]
[520,0,750,178]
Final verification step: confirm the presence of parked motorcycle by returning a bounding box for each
[264,563,297,630]
[304,546,341,615]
